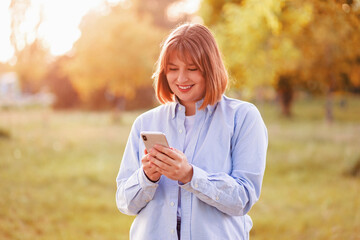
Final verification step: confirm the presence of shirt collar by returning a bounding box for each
[170,97,218,119]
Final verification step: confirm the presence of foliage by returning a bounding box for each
[294,0,360,93]
[0,96,359,239]
[0,62,12,73]
[201,0,360,90]
[200,0,360,119]
[45,56,80,109]
[14,39,50,93]
[0,128,11,139]
[133,0,181,29]
[64,6,164,105]
[9,0,32,54]
[344,156,360,177]
[9,0,50,93]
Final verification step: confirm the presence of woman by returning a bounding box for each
[116,23,268,240]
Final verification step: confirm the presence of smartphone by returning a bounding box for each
[140,131,169,151]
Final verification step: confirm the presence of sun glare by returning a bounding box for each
[0,0,122,62]
[0,0,13,62]
[0,0,200,63]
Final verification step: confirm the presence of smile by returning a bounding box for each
[178,85,194,90]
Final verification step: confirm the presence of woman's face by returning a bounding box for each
[166,51,206,109]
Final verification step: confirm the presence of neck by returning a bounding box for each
[183,103,196,116]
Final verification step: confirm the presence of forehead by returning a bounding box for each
[167,50,194,65]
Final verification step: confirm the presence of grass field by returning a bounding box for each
[0,95,359,240]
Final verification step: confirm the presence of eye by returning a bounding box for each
[188,68,198,71]
[168,68,178,71]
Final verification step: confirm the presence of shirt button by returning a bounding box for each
[216,196,219,201]
[179,129,183,134]
[170,202,175,207]
[194,183,199,188]
[171,229,175,234]
[179,106,182,111]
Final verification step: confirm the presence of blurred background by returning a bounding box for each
[0,0,359,239]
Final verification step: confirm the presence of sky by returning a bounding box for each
[0,0,200,63]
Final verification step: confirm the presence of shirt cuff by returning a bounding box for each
[138,167,160,189]
[179,165,208,193]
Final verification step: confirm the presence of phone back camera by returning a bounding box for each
[142,135,147,141]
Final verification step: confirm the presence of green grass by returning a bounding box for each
[0,95,359,240]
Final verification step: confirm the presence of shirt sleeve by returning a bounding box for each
[180,105,268,216]
[115,118,159,216]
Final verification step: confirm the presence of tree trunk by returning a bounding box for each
[277,75,294,117]
[325,74,336,123]
[325,89,333,123]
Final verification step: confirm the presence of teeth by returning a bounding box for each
[179,85,192,90]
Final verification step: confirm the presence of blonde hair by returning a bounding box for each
[152,23,228,110]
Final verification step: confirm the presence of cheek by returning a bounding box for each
[166,73,176,83]
[199,77,206,94]
[190,72,204,83]
[196,77,206,88]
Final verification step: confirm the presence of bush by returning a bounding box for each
[0,128,10,139]
[345,157,360,178]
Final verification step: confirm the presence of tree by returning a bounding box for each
[9,0,49,93]
[200,0,360,120]
[45,56,80,109]
[14,40,50,93]
[64,5,164,108]
[133,0,192,29]
[0,62,12,74]
[293,0,360,121]
[201,0,309,116]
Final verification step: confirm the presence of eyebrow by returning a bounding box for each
[168,62,196,66]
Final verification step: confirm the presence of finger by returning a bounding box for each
[147,167,158,176]
[144,149,148,154]
[142,156,155,170]
[153,145,180,159]
[141,155,151,165]
[149,149,174,165]
[143,162,160,175]
[149,155,172,171]
[171,148,187,163]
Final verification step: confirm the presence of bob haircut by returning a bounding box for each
[152,23,228,110]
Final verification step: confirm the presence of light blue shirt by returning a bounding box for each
[116,95,268,240]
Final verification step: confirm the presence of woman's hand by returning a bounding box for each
[148,145,193,184]
[141,149,161,182]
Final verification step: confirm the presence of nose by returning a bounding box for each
[177,70,187,83]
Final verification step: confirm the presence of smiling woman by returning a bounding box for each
[116,23,268,240]
[165,50,206,116]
